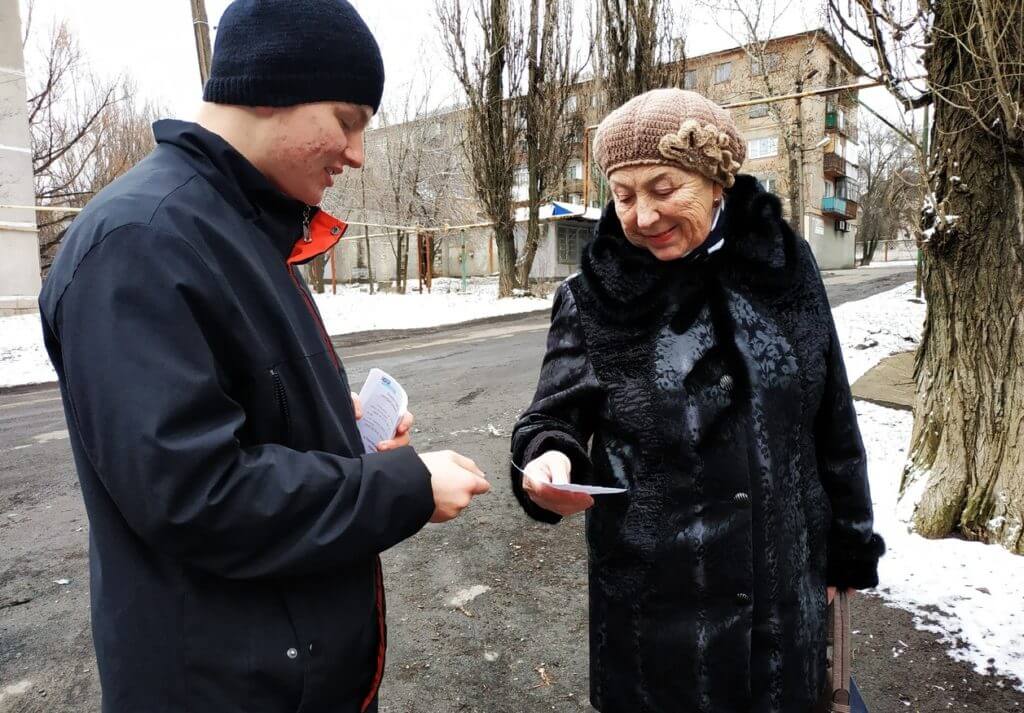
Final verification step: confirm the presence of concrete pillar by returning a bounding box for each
[0,0,42,305]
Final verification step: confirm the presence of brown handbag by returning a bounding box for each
[816,591,853,713]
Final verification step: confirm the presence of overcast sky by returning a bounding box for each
[18,0,907,125]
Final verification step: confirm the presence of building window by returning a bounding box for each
[750,52,781,75]
[748,103,770,119]
[557,224,588,265]
[714,62,732,84]
[513,166,529,201]
[567,159,583,181]
[568,193,583,205]
[753,173,778,194]
[684,69,697,90]
[836,178,859,201]
[747,136,778,160]
[566,94,578,113]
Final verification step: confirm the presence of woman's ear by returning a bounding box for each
[712,182,724,203]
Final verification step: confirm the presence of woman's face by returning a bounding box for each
[609,165,724,261]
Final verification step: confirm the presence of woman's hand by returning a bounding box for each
[521,451,594,517]
[351,391,415,451]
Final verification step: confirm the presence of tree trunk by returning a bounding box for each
[785,141,803,234]
[308,254,326,293]
[899,0,1024,554]
[517,208,542,289]
[495,220,518,297]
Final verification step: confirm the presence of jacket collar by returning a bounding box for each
[153,119,347,263]
[580,174,797,316]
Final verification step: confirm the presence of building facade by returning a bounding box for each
[327,28,866,286]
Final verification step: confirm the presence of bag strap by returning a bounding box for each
[827,591,852,713]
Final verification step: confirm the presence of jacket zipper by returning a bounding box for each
[269,367,291,444]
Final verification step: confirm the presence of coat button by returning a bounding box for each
[736,593,751,606]
[719,374,734,390]
[308,641,320,657]
[733,492,751,508]
[286,647,298,659]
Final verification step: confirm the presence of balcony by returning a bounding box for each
[822,196,858,220]
[823,152,847,179]
[825,112,859,142]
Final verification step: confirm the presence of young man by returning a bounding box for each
[38,1,489,711]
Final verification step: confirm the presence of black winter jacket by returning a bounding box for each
[39,120,435,713]
[511,175,884,713]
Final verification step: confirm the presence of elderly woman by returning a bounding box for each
[510,88,885,713]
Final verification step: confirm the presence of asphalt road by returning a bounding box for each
[3,266,1022,712]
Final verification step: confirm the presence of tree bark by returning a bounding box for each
[900,0,1024,554]
[495,219,518,297]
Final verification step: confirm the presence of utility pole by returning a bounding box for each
[190,0,213,87]
[0,0,42,303]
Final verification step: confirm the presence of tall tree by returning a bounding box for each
[438,0,527,297]
[590,0,684,113]
[855,117,922,265]
[830,0,1024,553]
[323,83,474,292]
[516,0,585,288]
[23,12,157,274]
[699,0,819,231]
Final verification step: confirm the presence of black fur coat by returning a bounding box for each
[510,175,885,713]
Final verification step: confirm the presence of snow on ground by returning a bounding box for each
[837,282,1024,689]
[831,280,925,384]
[0,278,554,388]
[0,313,55,389]
[313,277,552,335]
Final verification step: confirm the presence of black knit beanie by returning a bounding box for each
[203,0,385,113]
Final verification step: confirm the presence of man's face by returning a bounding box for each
[260,102,373,205]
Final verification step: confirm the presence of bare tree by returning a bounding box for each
[438,0,528,297]
[23,13,157,274]
[698,0,820,231]
[516,0,586,287]
[322,83,475,293]
[590,0,685,113]
[855,117,922,265]
[830,0,1024,553]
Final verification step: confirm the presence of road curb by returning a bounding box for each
[0,308,554,397]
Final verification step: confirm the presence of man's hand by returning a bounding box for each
[521,451,594,517]
[419,450,491,523]
[351,392,414,451]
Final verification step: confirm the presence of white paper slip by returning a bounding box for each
[547,483,627,495]
[357,368,409,454]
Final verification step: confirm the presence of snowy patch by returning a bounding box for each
[447,585,491,608]
[0,313,56,388]
[835,282,1024,689]
[313,277,552,336]
[829,281,926,384]
[0,277,552,388]
[0,680,34,702]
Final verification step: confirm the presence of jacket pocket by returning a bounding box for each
[270,366,292,446]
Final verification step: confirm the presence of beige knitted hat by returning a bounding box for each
[594,88,745,188]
